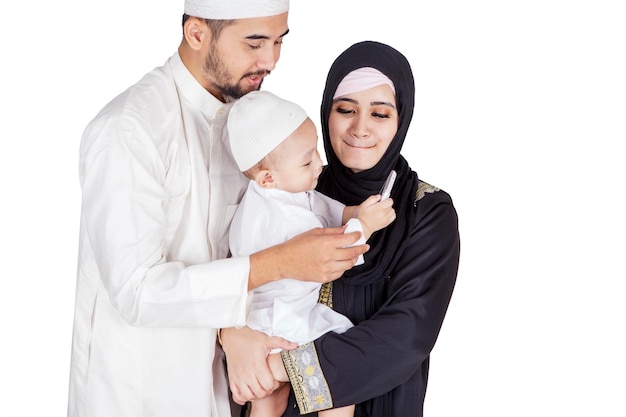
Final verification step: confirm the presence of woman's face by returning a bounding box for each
[328,83,398,173]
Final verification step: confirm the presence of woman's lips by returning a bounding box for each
[343,140,374,149]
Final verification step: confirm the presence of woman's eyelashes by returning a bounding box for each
[335,106,354,115]
[372,111,391,119]
[334,106,392,119]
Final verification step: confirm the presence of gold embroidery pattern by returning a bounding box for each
[281,343,333,414]
[318,282,333,307]
[416,180,440,202]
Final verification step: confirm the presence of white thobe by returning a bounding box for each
[229,181,361,348]
[68,52,250,417]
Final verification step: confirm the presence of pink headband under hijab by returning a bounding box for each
[333,67,396,99]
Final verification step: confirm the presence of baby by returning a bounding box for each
[227,90,395,417]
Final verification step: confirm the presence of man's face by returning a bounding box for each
[204,13,289,100]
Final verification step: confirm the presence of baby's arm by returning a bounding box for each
[249,383,290,417]
[343,195,395,241]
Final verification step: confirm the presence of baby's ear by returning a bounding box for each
[256,170,275,189]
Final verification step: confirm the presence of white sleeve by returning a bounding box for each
[311,191,345,227]
[311,192,365,265]
[79,118,249,328]
[343,218,366,266]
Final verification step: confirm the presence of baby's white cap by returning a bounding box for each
[228,91,307,171]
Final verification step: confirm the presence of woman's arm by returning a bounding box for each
[283,194,460,412]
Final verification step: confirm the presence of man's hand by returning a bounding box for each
[249,227,369,290]
[221,326,297,405]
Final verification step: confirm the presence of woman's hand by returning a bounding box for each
[220,326,297,405]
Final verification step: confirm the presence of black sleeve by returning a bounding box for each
[283,191,460,412]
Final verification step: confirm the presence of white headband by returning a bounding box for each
[333,67,395,99]
[185,0,289,19]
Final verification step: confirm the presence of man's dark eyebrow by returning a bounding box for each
[246,28,290,41]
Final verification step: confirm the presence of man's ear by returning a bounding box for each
[183,17,210,51]
[255,170,275,189]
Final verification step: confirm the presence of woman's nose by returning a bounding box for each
[350,115,370,138]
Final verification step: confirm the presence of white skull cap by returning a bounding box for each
[184,0,289,19]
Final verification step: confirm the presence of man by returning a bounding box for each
[67,1,367,416]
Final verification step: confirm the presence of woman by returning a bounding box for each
[277,40,460,416]
[223,41,459,417]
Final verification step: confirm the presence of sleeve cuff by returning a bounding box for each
[281,343,333,414]
[344,218,365,265]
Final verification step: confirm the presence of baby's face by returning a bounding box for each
[269,118,323,193]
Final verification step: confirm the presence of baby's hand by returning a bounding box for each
[357,195,396,240]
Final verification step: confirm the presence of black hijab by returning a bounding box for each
[317,40,419,286]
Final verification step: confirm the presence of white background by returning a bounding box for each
[1,1,625,416]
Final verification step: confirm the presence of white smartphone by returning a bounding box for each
[379,170,397,200]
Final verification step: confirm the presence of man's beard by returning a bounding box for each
[204,47,267,99]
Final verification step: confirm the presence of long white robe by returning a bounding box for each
[68,52,251,417]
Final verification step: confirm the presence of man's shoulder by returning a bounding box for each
[94,57,176,120]
[79,57,182,161]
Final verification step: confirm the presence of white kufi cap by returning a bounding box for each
[228,91,308,171]
[185,0,289,19]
